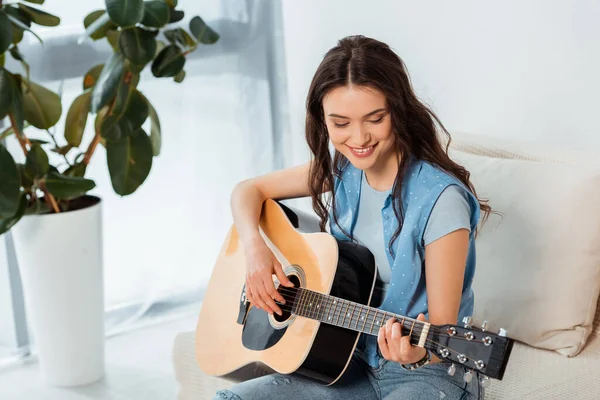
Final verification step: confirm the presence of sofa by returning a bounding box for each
[172,132,600,399]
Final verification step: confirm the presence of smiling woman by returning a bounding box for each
[219,34,494,400]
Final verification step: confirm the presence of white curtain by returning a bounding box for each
[2,0,288,331]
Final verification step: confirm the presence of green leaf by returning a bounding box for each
[126,90,149,129]
[5,6,31,28]
[9,46,30,83]
[0,53,4,67]
[163,28,195,48]
[100,114,134,141]
[50,144,72,156]
[91,53,125,113]
[168,9,184,24]
[64,91,91,147]
[165,0,177,7]
[17,3,60,27]
[44,171,95,200]
[22,0,45,4]
[189,16,219,44]
[83,10,117,41]
[173,69,185,83]
[105,0,145,28]
[63,162,87,178]
[111,68,139,117]
[0,68,13,120]
[4,10,42,44]
[21,79,62,129]
[9,74,24,132]
[107,128,153,196]
[0,12,14,54]
[151,45,185,78]
[0,144,21,218]
[139,92,160,156]
[142,1,169,28]
[9,46,24,61]
[106,29,120,51]
[0,194,26,235]
[28,138,49,145]
[16,163,33,189]
[119,27,156,67]
[83,64,104,90]
[24,143,49,179]
[12,28,24,45]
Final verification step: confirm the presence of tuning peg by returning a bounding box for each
[479,375,491,388]
[498,328,507,337]
[481,320,488,331]
[447,363,456,376]
[463,316,472,328]
[463,370,473,383]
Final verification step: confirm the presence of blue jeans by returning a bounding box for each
[214,349,484,399]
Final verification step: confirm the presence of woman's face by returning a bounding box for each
[323,84,396,172]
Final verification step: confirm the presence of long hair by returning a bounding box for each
[305,35,491,256]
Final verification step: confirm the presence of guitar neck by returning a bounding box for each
[289,287,433,350]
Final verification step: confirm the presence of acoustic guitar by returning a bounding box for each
[195,198,513,388]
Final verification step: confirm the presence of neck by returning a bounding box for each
[285,286,431,348]
[364,151,400,191]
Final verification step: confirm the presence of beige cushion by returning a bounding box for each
[448,148,600,356]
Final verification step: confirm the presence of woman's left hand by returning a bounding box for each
[378,313,428,365]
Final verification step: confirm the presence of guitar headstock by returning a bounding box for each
[428,317,514,384]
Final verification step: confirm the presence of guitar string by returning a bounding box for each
[276,286,446,337]
[259,290,486,369]
[274,290,466,342]
[274,286,486,341]
[266,291,483,354]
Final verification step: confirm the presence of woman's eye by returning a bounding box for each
[334,122,349,128]
[369,116,384,124]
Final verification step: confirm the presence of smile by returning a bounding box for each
[348,143,378,158]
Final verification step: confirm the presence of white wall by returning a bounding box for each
[281,0,600,168]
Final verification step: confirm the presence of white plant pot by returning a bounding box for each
[11,196,105,387]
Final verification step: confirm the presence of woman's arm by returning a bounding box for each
[424,228,470,363]
[231,161,329,316]
[378,228,470,365]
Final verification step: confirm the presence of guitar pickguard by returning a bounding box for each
[242,306,287,350]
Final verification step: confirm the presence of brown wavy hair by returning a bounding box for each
[305,35,491,256]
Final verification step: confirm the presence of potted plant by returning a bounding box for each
[0,0,218,387]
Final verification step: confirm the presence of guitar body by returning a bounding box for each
[195,199,378,384]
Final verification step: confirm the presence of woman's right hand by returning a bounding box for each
[244,237,294,316]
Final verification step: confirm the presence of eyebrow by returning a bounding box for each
[328,108,387,119]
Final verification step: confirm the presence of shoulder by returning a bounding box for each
[408,159,481,231]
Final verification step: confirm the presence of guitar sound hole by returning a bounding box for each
[273,274,301,323]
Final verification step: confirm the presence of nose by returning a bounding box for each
[352,125,370,146]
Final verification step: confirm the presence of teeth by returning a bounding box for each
[353,146,373,154]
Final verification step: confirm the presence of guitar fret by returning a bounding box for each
[317,292,325,321]
[370,309,377,333]
[345,301,352,328]
[362,307,369,332]
[303,289,312,318]
[294,288,304,316]
[307,290,316,319]
[349,303,357,329]
[339,300,346,327]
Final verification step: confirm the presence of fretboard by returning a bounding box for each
[288,287,430,347]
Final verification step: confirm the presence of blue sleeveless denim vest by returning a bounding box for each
[328,158,481,368]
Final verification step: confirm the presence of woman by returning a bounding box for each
[217,35,490,400]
